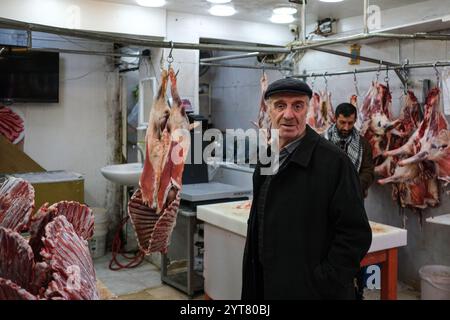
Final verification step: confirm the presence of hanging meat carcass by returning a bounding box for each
[375,90,422,179]
[376,90,442,210]
[306,91,334,134]
[389,88,450,185]
[252,72,271,143]
[128,67,191,254]
[139,69,172,210]
[359,82,398,161]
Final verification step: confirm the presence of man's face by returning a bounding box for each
[268,93,309,147]
[336,113,356,138]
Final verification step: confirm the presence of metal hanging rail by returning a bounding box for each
[292,61,450,79]
[199,62,292,71]
[290,32,450,52]
[200,52,262,63]
[30,47,142,58]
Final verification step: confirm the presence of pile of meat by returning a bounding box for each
[0,106,24,144]
[359,82,449,211]
[0,177,98,300]
[128,67,192,255]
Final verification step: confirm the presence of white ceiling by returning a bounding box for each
[96,0,426,24]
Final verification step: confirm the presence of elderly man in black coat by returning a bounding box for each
[241,78,372,300]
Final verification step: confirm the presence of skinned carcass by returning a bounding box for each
[393,89,450,185]
[306,91,334,134]
[376,90,442,210]
[359,82,398,161]
[128,67,191,255]
[252,72,271,143]
[0,177,98,300]
[41,215,98,300]
[0,227,36,294]
[139,69,172,210]
[29,201,94,262]
[0,177,35,232]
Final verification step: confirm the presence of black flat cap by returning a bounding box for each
[264,77,312,100]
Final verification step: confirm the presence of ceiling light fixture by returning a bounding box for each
[206,0,232,4]
[270,14,295,24]
[319,0,344,3]
[209,5,236,17]
[135,0,166,7]
[273,6,297,15]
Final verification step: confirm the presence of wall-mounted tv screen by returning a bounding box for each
[0,51,59,103]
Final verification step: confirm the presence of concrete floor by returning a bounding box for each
[94,252,420,300]
[93,252,204,300]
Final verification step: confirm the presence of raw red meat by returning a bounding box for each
[0,106,24,143]
[0,278,37,300]
[40,215,98,300]
[0,177,35,232]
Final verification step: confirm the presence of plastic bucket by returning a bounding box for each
[92,207,108,225]
[89,207,109,259]
[89,226,107,259]
[419,265,450,300]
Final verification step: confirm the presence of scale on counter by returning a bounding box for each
[180,182,252,210]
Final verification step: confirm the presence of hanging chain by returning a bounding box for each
[353,69,360,97]
[376,61,382,82]
[384,65,389,86]
[434,61,440,88]
[324,72,328,92]
[311,73,316,91]
[402,61,409,94]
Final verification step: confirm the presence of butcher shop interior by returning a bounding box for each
[1,0,450,302]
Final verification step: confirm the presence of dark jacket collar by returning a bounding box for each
[289,125,321,168]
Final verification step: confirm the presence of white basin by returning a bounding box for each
[100,163,143,186]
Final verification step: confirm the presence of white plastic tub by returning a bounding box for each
[419,265,450,300]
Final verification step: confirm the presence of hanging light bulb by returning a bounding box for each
[209,5,236,17]
[135,0,166,7]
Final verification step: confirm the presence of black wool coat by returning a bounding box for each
[241,125,372,300]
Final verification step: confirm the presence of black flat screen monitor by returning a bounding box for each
[0,51,59,103]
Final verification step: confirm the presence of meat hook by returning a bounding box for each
[376,61,383,82]
[353,69,360,97]
[384,65,389,86]
[433,61,440,87]
[167,41,174,66]
[402,61,409,94]
[310,72,316,91]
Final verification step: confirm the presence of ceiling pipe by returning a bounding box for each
[0,17,289,54]
[363,0,369,34]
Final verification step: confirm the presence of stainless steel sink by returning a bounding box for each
[100,163,143,186]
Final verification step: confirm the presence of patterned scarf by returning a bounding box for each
[324,124,363,172]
